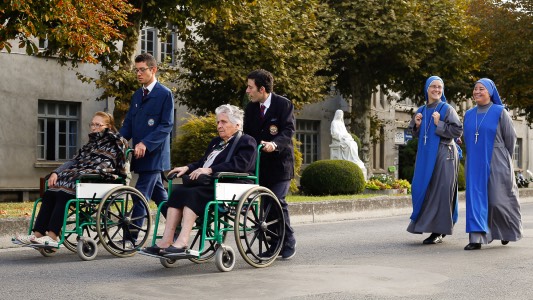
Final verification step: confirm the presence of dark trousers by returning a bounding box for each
[130,171,168,239]
[262,179,294,240]
[33,190,73,236]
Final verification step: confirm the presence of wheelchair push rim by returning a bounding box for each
[96,186,152,258]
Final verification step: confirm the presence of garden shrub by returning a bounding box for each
[171,114,217,167]
[365,174,411,193]
[300,160,365,195]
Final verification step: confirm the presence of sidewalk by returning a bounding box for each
[2,189,532,249]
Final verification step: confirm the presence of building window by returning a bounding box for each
[38,38,48,50]
[296,120,320,165]
[160,33,175,65]
[514,138,522,168]
[37,100,80,161]
[141,28,156,55]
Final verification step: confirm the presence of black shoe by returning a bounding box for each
[464,243,482,250]
[281,236,297,259]
[161,245,188,255]
[422,233,442,245]
[142,245,162,255]
[258,249,276,258]
[501,240,509,245]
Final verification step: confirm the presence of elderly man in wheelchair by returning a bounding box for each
[13,111,132,258]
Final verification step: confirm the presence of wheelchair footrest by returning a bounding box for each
[11,238,61,249]
[138,249,199,260]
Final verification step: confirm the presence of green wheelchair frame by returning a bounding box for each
[150,145,286,272]
[13,150,152,261]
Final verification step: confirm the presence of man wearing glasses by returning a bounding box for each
[120,53,174,245]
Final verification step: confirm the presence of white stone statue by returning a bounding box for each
[330,110,367,180]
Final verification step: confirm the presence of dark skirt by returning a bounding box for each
[167,184,215,216]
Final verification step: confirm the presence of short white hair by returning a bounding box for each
[215,104,244,128]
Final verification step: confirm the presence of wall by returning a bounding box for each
[0,52,110,200]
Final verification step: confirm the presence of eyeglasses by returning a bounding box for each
[89,123,105,128]
[429,85,443,90]
[132,67,151,74]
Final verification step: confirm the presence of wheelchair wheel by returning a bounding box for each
[96,186,152,258]
[38,247,58,257]
[63,202,101,253]
[159,257,178,268]
[77,237,98,261]
[188,211,227,264]
[215,245,235,272]
[234,186,285,268]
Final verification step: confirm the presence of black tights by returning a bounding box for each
[33,190,73,236]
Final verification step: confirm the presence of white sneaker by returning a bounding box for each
[15,234,36,245]
[31,236,57,245]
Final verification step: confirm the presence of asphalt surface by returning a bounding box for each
[1,202,532,299]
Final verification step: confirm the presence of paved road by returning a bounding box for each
[1,203,532,300]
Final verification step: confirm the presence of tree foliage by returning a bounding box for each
[0,0,134,65]
[326,0,480,164]
[175,0,332,114]
[469,0,533,121]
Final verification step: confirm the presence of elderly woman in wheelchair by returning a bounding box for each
[141,104,257,256]
[15,111,128,247]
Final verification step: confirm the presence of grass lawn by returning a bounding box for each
[0,193,399,219]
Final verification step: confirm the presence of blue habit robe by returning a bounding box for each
[410,102,458,223]
[464,104,504,232]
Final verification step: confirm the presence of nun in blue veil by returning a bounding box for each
[407,76,463,244]
[463,78,522,250]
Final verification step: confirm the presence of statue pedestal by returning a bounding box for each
[329,143,367,181]
[329,143,342,160]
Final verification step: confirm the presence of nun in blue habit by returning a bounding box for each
[463,78,522,250]
[407,76,463,244]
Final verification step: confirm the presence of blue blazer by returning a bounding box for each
[187,133,257,178]
[120,82,174,173]
[243,93,295,184]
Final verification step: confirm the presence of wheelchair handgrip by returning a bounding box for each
[167,173,179,180]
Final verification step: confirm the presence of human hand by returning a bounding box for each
[168,166,189,178]
[414,113,423,128]
[48,173,58,187]
[432,111,440,126]
[134,142,147,159]
[261,141,276,153]
[188,167,213,180]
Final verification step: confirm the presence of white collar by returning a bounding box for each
[143,80,157,92]
[261,93,272,108]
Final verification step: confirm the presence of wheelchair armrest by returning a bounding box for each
[78,174,105,180]
[167,173,179,180]
[213,172,251,178]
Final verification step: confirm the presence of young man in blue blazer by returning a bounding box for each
[120,53,174,244]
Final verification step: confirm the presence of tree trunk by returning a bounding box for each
[113,2,143,125]
[348,73,372,176]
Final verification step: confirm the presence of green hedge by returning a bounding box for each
[300,160,365,195]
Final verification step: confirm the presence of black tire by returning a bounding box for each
[234,186,285,268]
[38,247,57,257]
[76,237,98,261]
[96,186,152,258]
[159,257,178,268]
